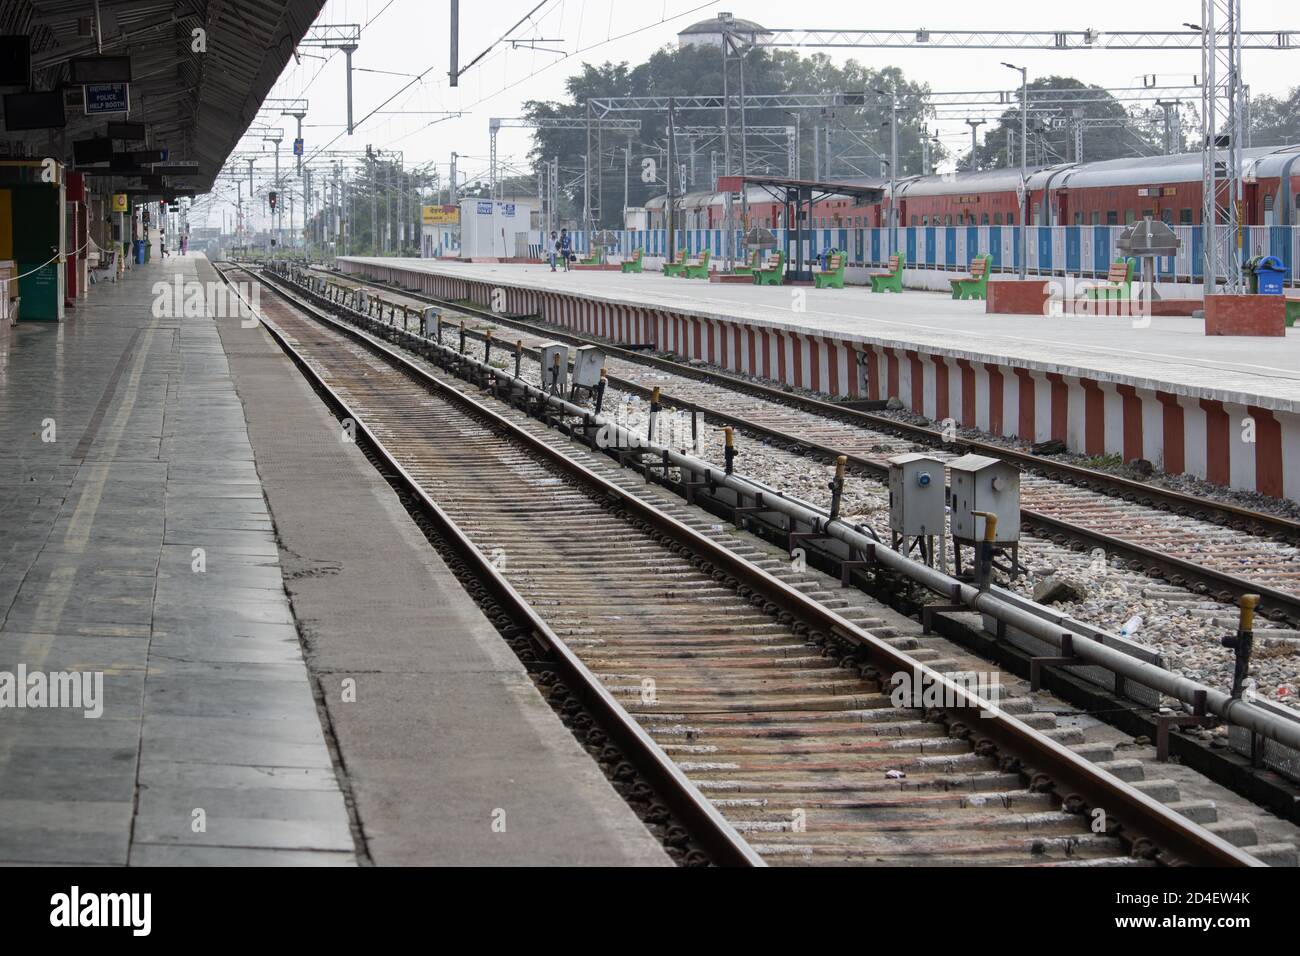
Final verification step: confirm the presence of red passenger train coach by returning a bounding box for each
[648,145,1300,233]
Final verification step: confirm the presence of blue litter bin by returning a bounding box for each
[1254,255,1287,296]
[133,239,146,265]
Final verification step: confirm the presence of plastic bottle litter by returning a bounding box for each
[1118,615,1144,638]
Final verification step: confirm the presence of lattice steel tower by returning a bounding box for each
[1200,0,1246,295]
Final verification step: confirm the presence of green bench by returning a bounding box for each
[813,250,847,289]
[949,254,992,300]
[620,248,644,273]
[682,248,711,279]
[1084,258,1136,301]
[662,248,687,277]
[578,249,602,266]
[731,249,761,276]
[753,249,785,286]
[869,253,905,293]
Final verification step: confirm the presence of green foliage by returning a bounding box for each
[969,76,1164,170]
[322,151,432,256]
[523,45,942,228]
[1249,86,1300,148]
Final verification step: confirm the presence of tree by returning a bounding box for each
[969,76,1163,170]
[523,44,940,228]
[1249,86,1300,148]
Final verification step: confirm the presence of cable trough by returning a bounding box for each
[228,260,1277,866]
[298,265,1300,791]
[315,270,1300,624]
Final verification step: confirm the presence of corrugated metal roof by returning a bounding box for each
[896,145,1300,199]
[1055,147,1283,189]
[1,0,325,193]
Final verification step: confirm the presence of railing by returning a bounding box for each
[549,224,1300,286]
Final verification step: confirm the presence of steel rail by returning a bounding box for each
[327,270,1300,544]
[215,265,763,868]
[255,262,1264,867]
[312,270,1300,623]
[280,264,1300,759]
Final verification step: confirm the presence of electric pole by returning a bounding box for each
[964,118,986,170]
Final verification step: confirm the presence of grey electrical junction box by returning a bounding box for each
[888,453,946,538]
[948,453,1020,545]
[537,342,568,392]
[419,306,440,337]
[572,345,605,389]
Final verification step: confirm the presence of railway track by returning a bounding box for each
[220,262,1265,867]
[312,268,1300,625]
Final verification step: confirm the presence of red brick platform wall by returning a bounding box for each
[1204,294,1285,336]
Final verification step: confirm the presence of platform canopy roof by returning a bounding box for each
[716,174,886,206]
[0,0,326,195]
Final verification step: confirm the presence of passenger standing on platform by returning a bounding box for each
[549,230,559,271]
[160,231,168,258]
[560,228,572,272]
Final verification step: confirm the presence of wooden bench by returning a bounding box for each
[813,250,847,289]
[753,249,785,286]
[661,248,688,277]
[869,253,905,293]
[731,249,761,276]
[949,254,992,300]
[1084,258,1135,301]
[620,248,644,273]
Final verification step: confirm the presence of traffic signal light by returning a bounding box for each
[268,190,278,211]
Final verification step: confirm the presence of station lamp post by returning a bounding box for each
[874,87,899,256]
[1003,62,1029,278]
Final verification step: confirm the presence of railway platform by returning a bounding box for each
[339,257,1300,503]
[0,254,668,866]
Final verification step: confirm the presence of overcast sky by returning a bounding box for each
[200,0,1299,226]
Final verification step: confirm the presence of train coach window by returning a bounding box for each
[1180,208,1193,225]
[911,215,918,226]
[1161,209,1173,224]
[1091,211,1101,225]
[993,213,1002,225]
[981,213,990,225]
[1006,213,1015,226]
[1125,210,1136,225]
[944,214,953,226]
[1106,211,1119,225]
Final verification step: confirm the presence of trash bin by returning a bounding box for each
[1253,255,1287,296]
[1243,255,1261,293]
[133,239,145,265]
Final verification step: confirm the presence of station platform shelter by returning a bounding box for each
[340,256,1300,503]
[0,253,668,866]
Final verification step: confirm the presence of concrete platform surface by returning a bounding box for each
[0,254,668,866]
[0,254,354,865]
[213,260,668,866]
[346,257,1300,413]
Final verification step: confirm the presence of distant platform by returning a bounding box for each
[340,257,1300,501]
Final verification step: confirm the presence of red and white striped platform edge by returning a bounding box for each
[337,258,1300,503]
